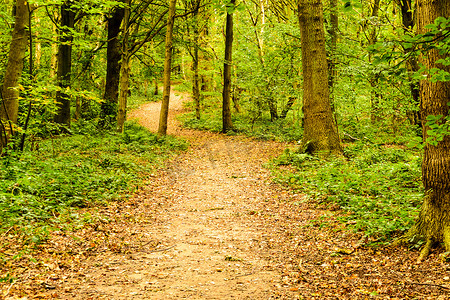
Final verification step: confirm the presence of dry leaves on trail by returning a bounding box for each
[2,90,450,299]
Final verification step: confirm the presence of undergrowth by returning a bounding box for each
[0,121,187,244]
[180,110,303,142]
[271,142,423,242]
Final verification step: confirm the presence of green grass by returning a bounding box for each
[0,121,188,242]
[270,142,423,242]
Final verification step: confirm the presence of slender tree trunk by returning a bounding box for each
[297,0,341,156]
[100,4,125,127]
[327,0,338,99]
[367,0,382,123]
[154,78,159,95]
[158,0,177,136]
[0,0,29,148]
[222,0,235,133]
[191,0,201,120]
[117,55,130,133]
[116,1,134,133]
[247,0,278,121]
[54,1,75,127]
[326,0,339,135]
[34,13,41,70]
[398,0,421,127]
[50,22,58,80]
[406,0,450,262]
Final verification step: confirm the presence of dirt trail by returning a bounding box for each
[109,89,303,299]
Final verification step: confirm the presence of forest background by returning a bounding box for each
[0,0,449,283]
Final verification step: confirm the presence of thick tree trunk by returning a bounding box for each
[222,0,235,133]
[100,4,125,127]
[158,0,177,136]
[54,1,75,127]
[406,0,450,261]
[0,0,29,148]
[297,0,341,156]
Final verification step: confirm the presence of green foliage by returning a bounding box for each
[0,121,187,242]
[180,100,303,142]
[271,143,423,241]
[425,112,450,146]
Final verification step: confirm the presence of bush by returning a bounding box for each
[271,142,423,241]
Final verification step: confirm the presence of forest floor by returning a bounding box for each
[2,89,450,299]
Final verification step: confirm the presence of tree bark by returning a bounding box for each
[222,0,235,133]
[0,0,29,147]
[117,55,130,133]
[158,0,177,136]
[406,0,450,261]
[297,0,341,156]
[327,0,338,98]
[191,0,201,120]
[100,3,125,128]
[116,3,131,133]
[54,1,75,127]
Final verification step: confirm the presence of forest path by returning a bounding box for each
[113,89,308,299]
[6,89,449,300]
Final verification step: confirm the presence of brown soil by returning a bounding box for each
[2,89,450,299]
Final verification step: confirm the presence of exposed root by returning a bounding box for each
[417,238,432,263]
[443,225,450,251]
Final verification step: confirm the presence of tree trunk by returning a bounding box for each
[50,22,58,80]
[158,0,177,136]
[367,0,382,123]
[116,1,134,133]
[247,0,278,121]
[297,0,341,156]
[100,4,125,128]
[398,0,421,127]
[406,0,450,262]
[191,0,201,120]
[54,1,75,127]
[0,0,29,148]
[117,55,130,133]
[327,0,338,100]
[222,0,235,133]
[154,78,159,95]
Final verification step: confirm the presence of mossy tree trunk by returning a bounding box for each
[407,0,450,262]
[297,0,341,156]
[0,0,29,149]
[116,2,130,133]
